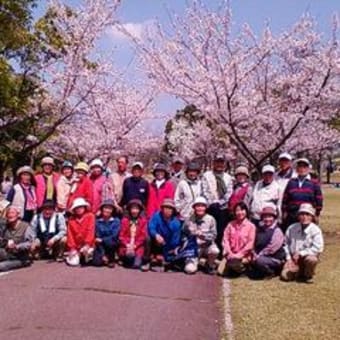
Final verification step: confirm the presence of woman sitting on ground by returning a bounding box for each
[119,199,147,269]
[250,204,285,279]
[93,199,120,268]
[218,202,256,277]
[66,198,95,267]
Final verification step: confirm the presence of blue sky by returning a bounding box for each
[33,0,340,121]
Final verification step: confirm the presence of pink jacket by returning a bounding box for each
[146,180,175,219]
[90,175,114,214]
[223,218,256,260]
[35,172,60,208]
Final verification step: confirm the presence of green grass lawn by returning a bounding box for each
[229,187,340,340]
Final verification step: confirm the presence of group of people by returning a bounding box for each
[0,152,324,283]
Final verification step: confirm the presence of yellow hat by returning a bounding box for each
[74,162,89,173]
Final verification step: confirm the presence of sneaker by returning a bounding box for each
[141,262,150,272]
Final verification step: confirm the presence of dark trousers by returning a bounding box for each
[208,205,230,252]
[252,255,283,277]
[121,254,142,268]
[93,243,116,266]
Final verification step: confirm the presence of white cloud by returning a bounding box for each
[109,21,154,40]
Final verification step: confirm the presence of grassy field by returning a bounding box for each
[229,187,340,340]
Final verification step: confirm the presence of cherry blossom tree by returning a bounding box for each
[129,0,340,170]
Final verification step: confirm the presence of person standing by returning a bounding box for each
[67,162,94,212]
[174,162,203,220]
[276,152,295,199]
[228,166,253,214]
[281,203,324,283]
[146,163,175,219]
[89,159,115,214]
[56,161,75,212]
[201,154,233,250]
[35,157,60,209]
[282,158,323,230]
[1,176,12,196]
[170,157,185,188]
[250,164,281,226]
[111,156,131,205]
[121,162,149,208]
[7,166,37,223]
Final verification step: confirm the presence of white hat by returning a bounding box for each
[298,203,315,217]
[278,152,293,161]
[70,198,89,212]
[66,251,80,266]
[235,166,249,177]
[295,158,311,167]
[89,158,104,169]
[262,164,275,174]
[192,196,208,208]
[41,156,55,166]
[132,161,144,169]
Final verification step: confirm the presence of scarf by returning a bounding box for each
[45,174,54,200]
[22,184,37,211]
[214,172,227,199]
[39,214,57,234]
[155,179,165,189]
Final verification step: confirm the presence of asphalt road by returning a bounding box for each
[0,262,222,340]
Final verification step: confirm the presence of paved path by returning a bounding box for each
[0,262,222,340]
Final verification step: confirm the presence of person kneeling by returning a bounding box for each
[218,202,256,277]
[66,198,95,267]
[0,206,34,272]
[281,203,324,283]
[147,199,181,271]
[119,199,147,269]
[30,200,67,262]
[183,197,219,275]
[250,204,285,279]
[93,199,120,268]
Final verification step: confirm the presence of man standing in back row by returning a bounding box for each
[202,154,233,251]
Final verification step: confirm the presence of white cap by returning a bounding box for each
[132,161,144,169]
[298,203,315,217]
[70,198,89,212]
[278,152,292,161]
[295,158,311,167]
[192,196,208,208]
[89,158,104,169]
[262,164,275,174]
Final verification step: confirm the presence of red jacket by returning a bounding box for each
[146,180,175,218]
[118,216,148,258]
[67,212,95,251]
[67,177,94,211]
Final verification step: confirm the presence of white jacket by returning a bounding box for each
[201,171,233,208]
[250,180,281,220]
[175,178,203,220]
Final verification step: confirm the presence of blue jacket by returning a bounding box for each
[121,176,149,207]
[95,217,120,247]
[148,211,182,261]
